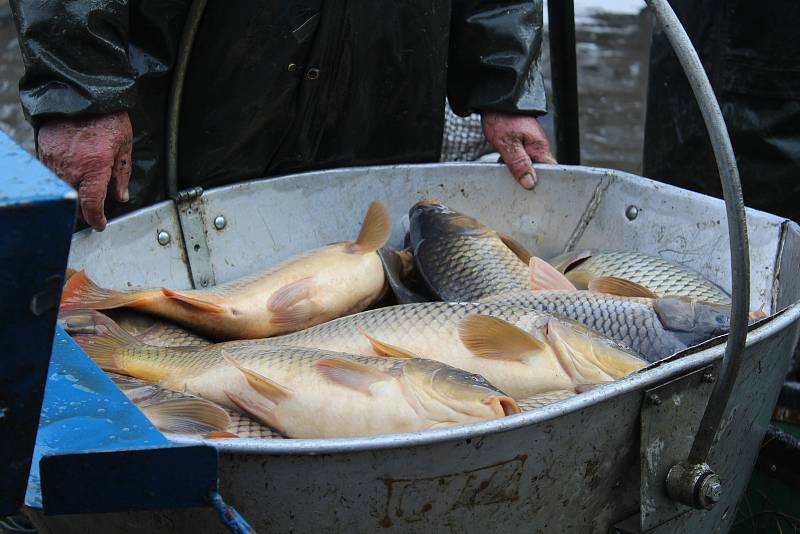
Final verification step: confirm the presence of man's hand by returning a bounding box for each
[37,111,133,231]
[481,111,556,190]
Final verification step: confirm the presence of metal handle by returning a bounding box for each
[644,0,751,509]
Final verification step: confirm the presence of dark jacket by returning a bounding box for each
[10,0,547,218]
[643,0,800,221]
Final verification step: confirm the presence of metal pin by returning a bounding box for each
[625,205,639,220]
[647,393,662,406]
[214,215,227,230]
[157,230,171,246]
[702,372,715,384]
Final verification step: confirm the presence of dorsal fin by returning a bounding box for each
[458,314,548,361]
[346,201,391,254]
[587,277,658,299]
[529,256,578,291]
[497,232,533,264]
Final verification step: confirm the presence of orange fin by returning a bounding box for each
[529,257,578,291]
[458,314,549,361]
[222,351,292,403]
[61,271,152,310]
[587,277,658,299]
[162,288,226,313]
[205,431,240,439]
[267,277,323,328]
[346,201,391,254]
[359,330,416,358]
[139,398,231,435]
[498,232,532,264]
[316,357,390,395]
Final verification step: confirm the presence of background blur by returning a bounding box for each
[0,0,652,173]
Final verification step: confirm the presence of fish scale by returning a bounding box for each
[560,250,731,302]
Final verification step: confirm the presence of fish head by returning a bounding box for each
[408,199,491,245]
[395,358,520,424]
[653,297,731,345]
[541,316,647,385]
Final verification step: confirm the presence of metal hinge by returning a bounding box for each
[173,187,216,288]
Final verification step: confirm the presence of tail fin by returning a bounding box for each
[61,271,153,310]
[346,201,391,254]
[72,316,143,373]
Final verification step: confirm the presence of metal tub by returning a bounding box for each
[34,163,800,533]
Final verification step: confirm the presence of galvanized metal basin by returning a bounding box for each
[39,164,800,533]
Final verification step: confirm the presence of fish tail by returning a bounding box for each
[61,271,154,310]
[73,317,143,373]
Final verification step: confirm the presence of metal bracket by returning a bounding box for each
[639,363,720,531]
[174,187,216,288]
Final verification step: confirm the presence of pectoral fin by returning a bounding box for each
[529,257,578,291]
[458,314,549,361]
[587,277,659,299]
[346,201,391,254]
[267,277,323,328]
[162,288,226,313]
[316,357,391,395]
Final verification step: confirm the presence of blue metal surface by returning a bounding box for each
[0,130,76,515]
[26,329,219,514]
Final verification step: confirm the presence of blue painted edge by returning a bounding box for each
[0,130,76,204]
[26,328,218,513]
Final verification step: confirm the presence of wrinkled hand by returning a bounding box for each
[38,111,133,231]
[481,111,556,190]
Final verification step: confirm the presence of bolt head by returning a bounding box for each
[157,230,171,246]
[625,205,639,220]
[214,215,227,230]
[648,393,662,406]
[702,372,715,383]
[700,475,722,506]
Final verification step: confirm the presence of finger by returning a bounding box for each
[110,142,133,203]
[78,173,110,231]
[524,140,558,165]
[497,138,536,190]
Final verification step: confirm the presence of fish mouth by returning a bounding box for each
[483,395,521,416]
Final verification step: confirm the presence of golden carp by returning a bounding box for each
[228,302,647,398]
[408,199,532,301]
[74,324,519,439]
[61,201,391,340]
[547,249,731,302]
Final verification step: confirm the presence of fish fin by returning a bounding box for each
[346,201,391,254]
[224,389,285,435]
[458,314,549,361]
[546,249,594,273]
[359,330,416,358]
[61,271,151,310]
[64,267,78,282]
[397,247,416,277]
[749,305,768,322]
[205,431,240,439]
[267,277,323,328]
[587,277,659,299]
[377,247,429,304]
[529,257,578,291]
[140,398,232,435]
[161,288,226,313]
[72,317,143,373]
[316,357,390,395]
[222,351,292,403]
[58,308,109,335]
[498,232,532,264]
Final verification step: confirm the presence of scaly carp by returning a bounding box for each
[61,201,391,340]
[408,199,532,301]
[547,249,731,302]
[74,324,519,438]
[60,309,211,347]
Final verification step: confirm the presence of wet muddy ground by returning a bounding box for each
[0,1,651,174]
